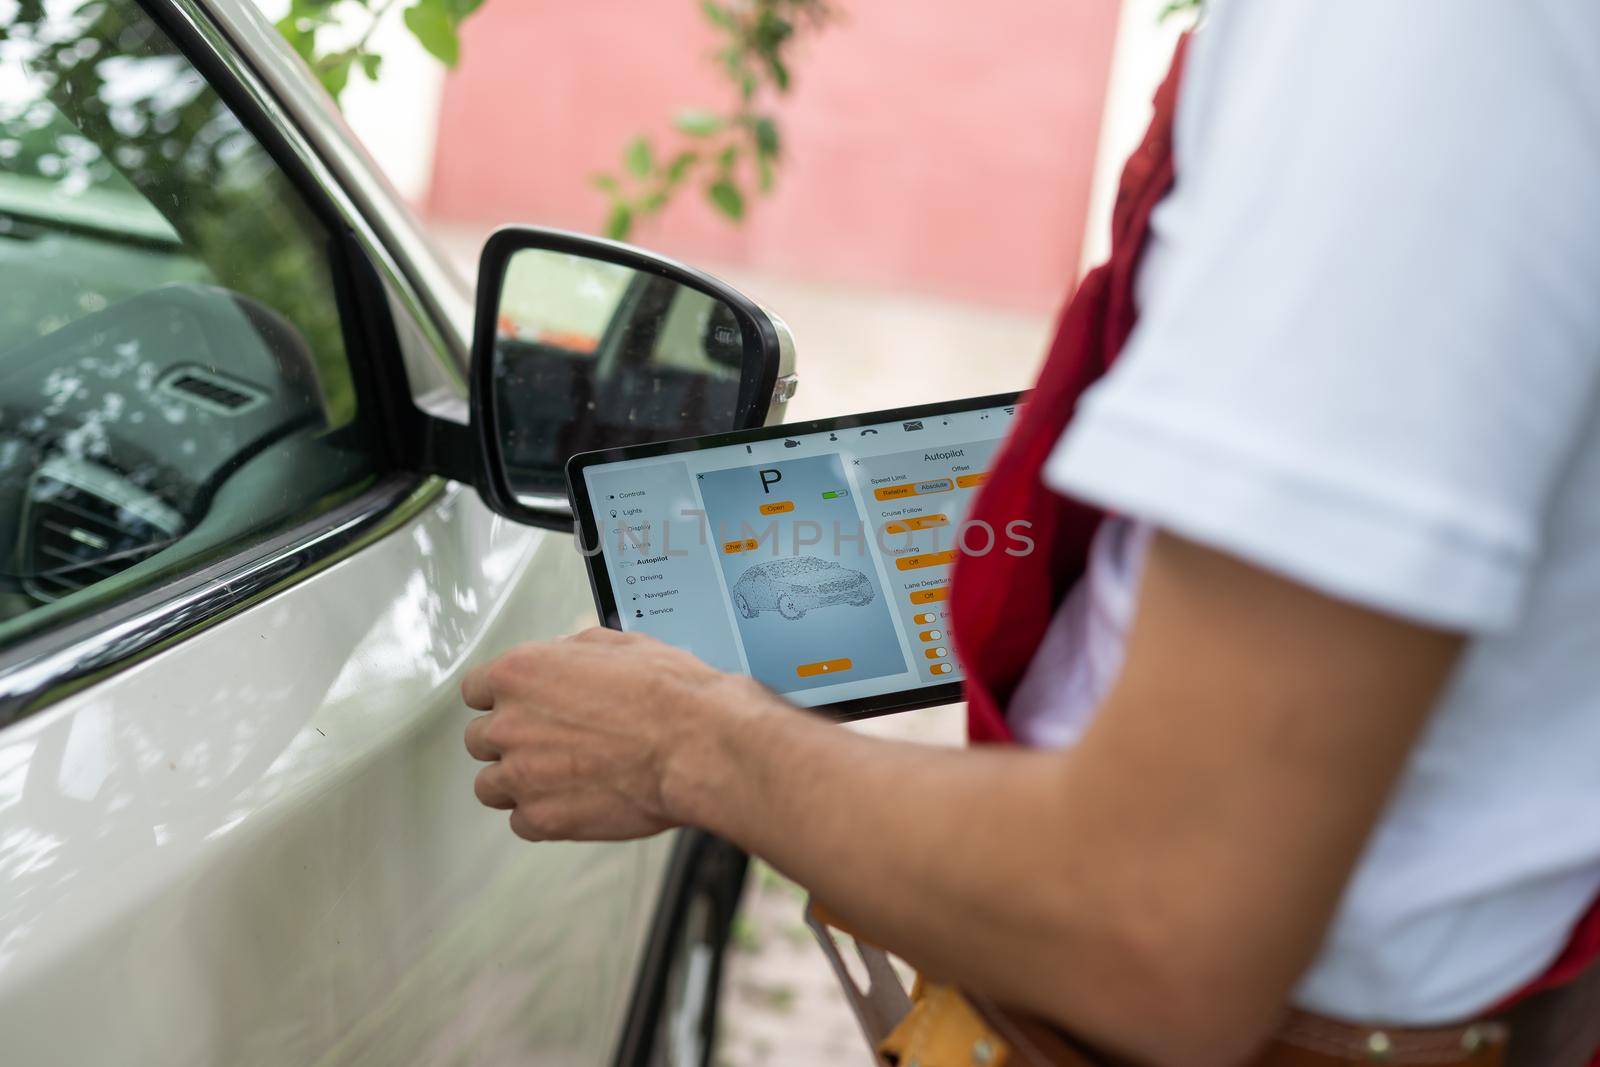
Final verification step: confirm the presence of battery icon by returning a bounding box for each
[822,490,849,500]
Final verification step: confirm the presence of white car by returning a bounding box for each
[0,2,796,1064]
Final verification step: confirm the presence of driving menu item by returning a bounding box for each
[566,392,1027,720]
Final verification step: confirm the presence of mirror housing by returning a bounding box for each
[457,226,796,528]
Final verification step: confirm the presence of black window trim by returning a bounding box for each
[0,0,454,729]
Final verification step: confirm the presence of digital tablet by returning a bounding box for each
[566,391,1026,720]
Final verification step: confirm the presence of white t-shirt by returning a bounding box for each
[1008,0,1600,1025]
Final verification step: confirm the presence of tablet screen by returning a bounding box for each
[571,394,1024,713]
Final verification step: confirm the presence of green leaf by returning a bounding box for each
[700,0,737,31]
[625,136,653,178]
[767,54,791,92]
[274,14,317,61]
[751,115,780,159]
[606,202,634,241]
[673,109,724,137]
[707,179,744,221]
[403,0,461,66]
[717,143,739,171]
[317,51,355,99]
[665,150,699,184]
[359,52,383,81]
[591,173,621,193]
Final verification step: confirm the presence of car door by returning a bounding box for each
[0,2,673,1063]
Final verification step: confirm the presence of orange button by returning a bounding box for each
[796,658,853,678]
[930,661,954,676]
[955,473,989,489]
[919,629,943,642]
[895,550,957,572]
[884,514,949,534]
[909,587,949,605]
[722,538,759,555]
[924,646,949,659]
[874,484,917,501]
[913,611,938,625]
[759,500,795,515]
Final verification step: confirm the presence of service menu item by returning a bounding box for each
[567,392,1026,720]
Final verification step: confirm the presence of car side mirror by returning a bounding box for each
[466,227,796,526]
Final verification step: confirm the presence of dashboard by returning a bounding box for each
[0,284,329,623]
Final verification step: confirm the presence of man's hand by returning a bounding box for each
[461,628,769,842]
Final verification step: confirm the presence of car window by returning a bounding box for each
[0,0,383,648]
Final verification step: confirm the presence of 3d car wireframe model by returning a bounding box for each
[732,557,875,620]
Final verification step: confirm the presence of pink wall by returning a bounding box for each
[427,2,1121,312]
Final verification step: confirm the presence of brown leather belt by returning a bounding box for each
[1249,1010,1507,1066]
[960,996,1512,1067]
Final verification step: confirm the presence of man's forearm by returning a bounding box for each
[662,678,1159,1045]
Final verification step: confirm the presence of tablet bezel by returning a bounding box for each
[565,389,1027,722]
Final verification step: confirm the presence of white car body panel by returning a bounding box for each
[0,483,672,1065]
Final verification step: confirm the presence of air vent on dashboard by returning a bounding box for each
[160,367,266,415]
[21,460,184,603]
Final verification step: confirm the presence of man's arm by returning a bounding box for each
[464,532,1461,1066]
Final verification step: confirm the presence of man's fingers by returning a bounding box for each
[508,805,542,841]
[464,714,501,762]
[461,661,496,710]
[474,762,515,810]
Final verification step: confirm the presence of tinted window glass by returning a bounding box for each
[0,0,381,647]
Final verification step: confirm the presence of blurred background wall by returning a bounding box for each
[329,0,1182,317]
[425,1,1116,312]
